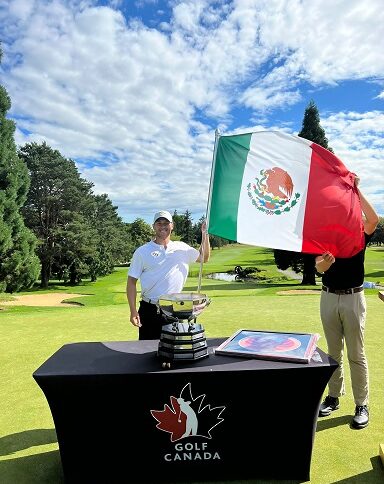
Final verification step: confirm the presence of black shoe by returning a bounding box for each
[319,396,339,417]
[351,405,369,429]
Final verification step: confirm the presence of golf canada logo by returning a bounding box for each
[150,383,225,462]
[247,166,300,215]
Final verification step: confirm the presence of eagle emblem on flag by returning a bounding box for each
[247,166,300,215]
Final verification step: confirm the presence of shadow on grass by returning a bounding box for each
[145,479,305,484]
[316,414,352,431]
[184,281,306,292]
[0,429,57,456]
[366,270,384,278]
[22,280,95,293]
[0,429,306,484]
[0,449,64,484]
[332,457,384,483]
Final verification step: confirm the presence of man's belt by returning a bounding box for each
[322,285,364,295]
[141,296,158,305]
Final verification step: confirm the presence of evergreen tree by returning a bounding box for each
[180,209,195,245]
[193,216,204,246]
[298,99,333,152]
[370,217,384,246]
[52,210,98,284]
[274,100,333,285]
[193,215,226,249]
[128,218,153,249]
[0,50,40,292]
[18,142,95,287]
[87,194,132,280]
[171,210,183,237]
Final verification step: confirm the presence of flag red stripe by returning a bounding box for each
[301,143,364,258]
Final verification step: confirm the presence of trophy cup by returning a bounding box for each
[157,292,210,368]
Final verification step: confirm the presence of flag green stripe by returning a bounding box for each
[208,133,251,241]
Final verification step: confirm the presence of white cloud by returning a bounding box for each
[322,110,384,212]
[256,0,384,82]
[1,0,383,220]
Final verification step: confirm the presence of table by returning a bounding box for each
[33,338,337,483]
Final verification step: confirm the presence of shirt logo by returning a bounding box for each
[247,166,300,215]
[151,251,161,258]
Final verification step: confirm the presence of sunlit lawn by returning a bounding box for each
[0,244,383,484]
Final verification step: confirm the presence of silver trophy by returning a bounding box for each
[157,292,210,367]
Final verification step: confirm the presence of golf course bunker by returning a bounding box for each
[0,293,89,307]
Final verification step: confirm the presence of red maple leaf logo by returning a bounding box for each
[151,396,186,442]
[151,383,225,442]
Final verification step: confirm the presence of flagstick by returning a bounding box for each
[197,128,220,294]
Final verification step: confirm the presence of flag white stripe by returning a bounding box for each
[237,132,312,251]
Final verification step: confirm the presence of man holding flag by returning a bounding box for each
[207,130,379,429]
[316,181,378,429]
[207,130,366,257]
[127,210,210,340]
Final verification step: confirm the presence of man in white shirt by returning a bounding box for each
[127,210,210,340]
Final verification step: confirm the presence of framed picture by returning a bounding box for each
[214,329,320,363]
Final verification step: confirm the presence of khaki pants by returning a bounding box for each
[320,290,368,406]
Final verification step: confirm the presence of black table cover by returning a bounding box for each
[33,338,337,483]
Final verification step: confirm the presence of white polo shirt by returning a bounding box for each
[128,240,200,302]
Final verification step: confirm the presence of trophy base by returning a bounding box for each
[158,322,209,363]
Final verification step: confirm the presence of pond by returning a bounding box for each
[206,272,239,282]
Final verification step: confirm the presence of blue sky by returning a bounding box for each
[1,0,383,223]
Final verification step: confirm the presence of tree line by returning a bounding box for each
[1,132,228,292]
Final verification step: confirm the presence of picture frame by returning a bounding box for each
[214,329,320,364]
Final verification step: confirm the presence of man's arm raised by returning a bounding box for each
[197,220,211,263]
[358,188,379,235]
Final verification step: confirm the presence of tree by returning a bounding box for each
[19,142,95,287]
[172,210,185,240]
[297,100,333,152]
[180,209,195,244]
[0,49,40,292]
[370,217,384,246]
[52,211,98,284]
[274,250,318,284]
[128,218,153,250]
[274,100,333,285]
[87,194,132,280]
[171,210,183,236]
[193,215,228,249]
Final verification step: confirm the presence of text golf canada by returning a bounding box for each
[164,441,220,462]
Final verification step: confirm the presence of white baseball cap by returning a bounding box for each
[153,210,173,224]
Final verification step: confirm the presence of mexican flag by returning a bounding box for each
[207,131,364,258]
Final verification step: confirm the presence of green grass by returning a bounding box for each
[189,244,286,279]
[365,246,384,284]
[0,245,383,484]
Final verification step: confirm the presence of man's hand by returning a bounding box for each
[319,251,335,265]
[130,310,142,327]
[201,220,207,234]
[315,251,335,273]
